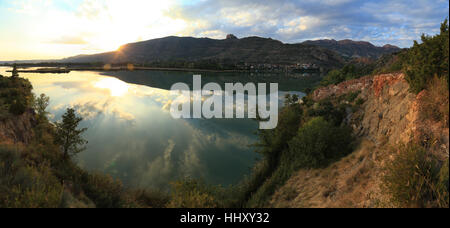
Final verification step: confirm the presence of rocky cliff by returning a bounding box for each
[0,109,36,145]
[270,73,449,207]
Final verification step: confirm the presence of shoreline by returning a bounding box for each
[2,66,320,74]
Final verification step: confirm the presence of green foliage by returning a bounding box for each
[167,179,219,208]
[254,103,303,162]
[9,97,27,116]
[320,64,374,87]
[284,93,299,106]
[355,97,365,106]
[383,143,449,208]
[0,145,63,208]
[241,104,302,207]
[320,69,345,86]
[404,19,449,94]
[54,108,88,159]
[288,117,353,169]
[34,93,50,122]
[305,100,346,126]
[243,97,353,207]
[344,91,361,103]
[80,172,125,208]
[0,76,33,117]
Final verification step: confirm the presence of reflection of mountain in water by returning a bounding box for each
[100,70,322,92]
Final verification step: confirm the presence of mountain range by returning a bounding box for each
[302,39,401,59]
[1,36,401,70]
[60,35,401,69]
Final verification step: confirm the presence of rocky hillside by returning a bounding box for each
[302,39,401,59]
[0,109,36,145]
[270,73,449,208]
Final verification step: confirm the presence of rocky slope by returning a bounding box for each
[0,109,36,145]
[270,73,449,207]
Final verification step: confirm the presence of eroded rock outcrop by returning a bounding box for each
[0,109,36,145]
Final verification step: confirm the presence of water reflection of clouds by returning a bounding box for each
[128,119,257,189]
[18,70,269,189]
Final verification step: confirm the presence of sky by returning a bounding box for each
[0,0,449,61]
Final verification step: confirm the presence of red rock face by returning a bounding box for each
[312,73,404,101]
[372,73,405,97]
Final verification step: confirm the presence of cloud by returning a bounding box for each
[171,0,449,47]
[49,36,88,45]
[2,0,449,61]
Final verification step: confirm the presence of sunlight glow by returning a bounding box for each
[94,77,129,97]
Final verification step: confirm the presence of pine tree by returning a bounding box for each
[54,108,88,159]
[11,64,19,78]
[34,93,50,122]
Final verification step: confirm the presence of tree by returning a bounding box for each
[54,108,88,159]
[11,64,19,78]
[404,19,449,93]
[34,93,50,121]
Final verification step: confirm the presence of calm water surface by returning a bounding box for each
[0,67,311,189]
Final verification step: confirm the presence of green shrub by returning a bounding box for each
[288,117,353,169]
[9,97,27,115]
[167,179,219,208]
[306,100,346,126]
[321,64,374,87]
[345,91,361,103]
[383,143,449,208]
[0,76,33,116]
[0,145,63,208]
[321,69,345,86]
[81,172,125,208]
[355,98,365,106]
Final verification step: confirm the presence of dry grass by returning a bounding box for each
[419,76,449,126]
[269,139,394,208]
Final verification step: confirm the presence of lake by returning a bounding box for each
[0,67,315,189]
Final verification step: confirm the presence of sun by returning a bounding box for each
[94,77,129,97]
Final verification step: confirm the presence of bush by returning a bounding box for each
[355,98,365,106]
[305,100,346,126]
[167,179,219,208]
[81,172,125,208]
[0,145,63,208]
[9,97,27,115]
[404,19,449,94]
[321,69,345,86]
[0,76,33,116]
[383,143,449,208]
[344,91,361,103]
[320,64,374,87]
[288,117,353,169]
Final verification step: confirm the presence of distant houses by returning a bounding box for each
[234,62,321,74]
